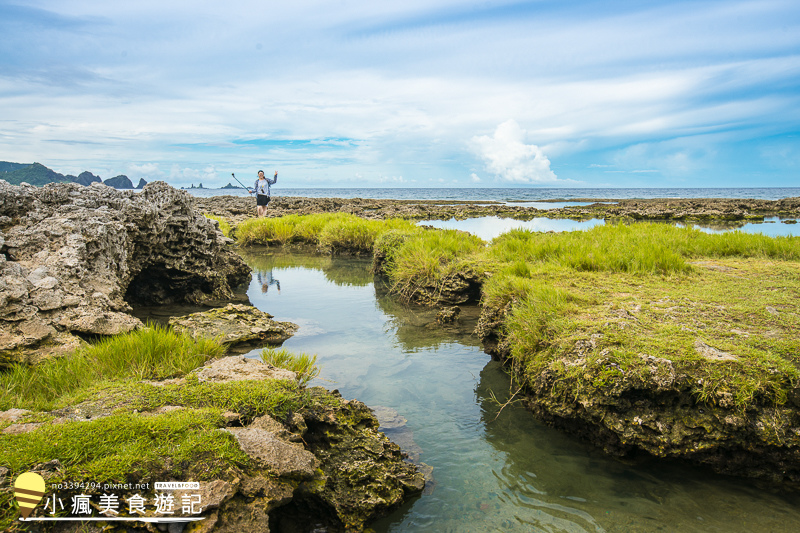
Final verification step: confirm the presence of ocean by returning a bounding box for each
[186,187,800,201]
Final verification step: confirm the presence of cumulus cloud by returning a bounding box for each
[471,120,557,183]
[168,165,219,186]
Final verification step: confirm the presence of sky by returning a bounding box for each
[1,0,799,189]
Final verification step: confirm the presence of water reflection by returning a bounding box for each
[420,216,798,241]
[373,280,482,352]
[682,216,798,237]
[241,246,374,287]
[234,249,800,533]
[420,216,605,241]
[256,269,281,294]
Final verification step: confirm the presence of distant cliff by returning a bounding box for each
[0,161,147,189]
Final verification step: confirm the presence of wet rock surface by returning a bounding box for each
[274,388,426,532]
[0,181,250,365]
[168,303,298,347]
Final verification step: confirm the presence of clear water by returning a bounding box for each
[419,216,798,240]
[237,248,800,533]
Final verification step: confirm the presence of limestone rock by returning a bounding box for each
[284,388,426,531]
[0,181,250,365]
[169,303,298,347]
[224,427,318,478]
[194,355,297,383]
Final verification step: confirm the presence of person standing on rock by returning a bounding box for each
[249,170,278,217]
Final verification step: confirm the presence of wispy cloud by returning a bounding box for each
[0,0,798,187]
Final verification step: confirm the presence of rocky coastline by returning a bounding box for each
[2,180,799,530]
[193,194,800,225]
[0,181,425,532]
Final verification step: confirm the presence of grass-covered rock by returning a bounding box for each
[473,225,800,481]
[0,328,424,532]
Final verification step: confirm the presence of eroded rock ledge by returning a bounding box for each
[168,303,299,347]
[0,356,424,532]
[475,303,800,484]
[0,181,250,366]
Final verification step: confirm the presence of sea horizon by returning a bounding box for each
[184,186,800,202]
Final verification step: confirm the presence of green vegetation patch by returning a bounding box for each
[235,212,418,253]
[382,228,487,302]
[261,348,320,386]
[363,222,800,412]
[0,325,323,530]
[0,408,247,482]
[0,326,225,411]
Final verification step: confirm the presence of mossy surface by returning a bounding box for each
[0,329,310,531]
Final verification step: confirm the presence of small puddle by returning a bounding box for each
[419,216,798,241]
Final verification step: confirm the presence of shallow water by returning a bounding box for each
[419,216,798,240]
[237,248,800,532]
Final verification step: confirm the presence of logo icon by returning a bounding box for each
[14,472,46,519]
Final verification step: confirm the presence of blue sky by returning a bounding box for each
[1,0,799,188]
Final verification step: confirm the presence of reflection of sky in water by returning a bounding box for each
[419,216,605,240]
[421,216,798,241]
[503,201,616,209]
[683,217,797,238]
[236,249,800,533]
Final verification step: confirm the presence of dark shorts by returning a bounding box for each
[256,194,271,206]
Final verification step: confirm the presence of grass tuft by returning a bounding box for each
[261,348,320,386]
[0,326,225,411]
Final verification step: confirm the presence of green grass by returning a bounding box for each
[0,327,320,530]
[261,348,320,386]
[234,212,418,253]
[381,228,487,301]
[495,258,800,411]
[487,224,800,275]
[364,222,800,412]
[0,408,248,481]
[0,326,226,411]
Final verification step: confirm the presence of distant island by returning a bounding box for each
[0,161,147,189]
[221,182,245,189]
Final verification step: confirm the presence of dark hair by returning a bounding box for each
[258,170,264,175]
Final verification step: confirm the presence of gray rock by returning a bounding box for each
[193,355,297,383]
[224,427,318,478]
[0,181,250,365]
[169,303,298,347]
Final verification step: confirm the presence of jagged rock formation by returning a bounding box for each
[0,180,250,366]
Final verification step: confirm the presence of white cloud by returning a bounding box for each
[471,120,557,184]
[470,173,481,182]
[168,165,219,186]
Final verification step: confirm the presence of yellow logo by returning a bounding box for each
[14,472,46,519]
